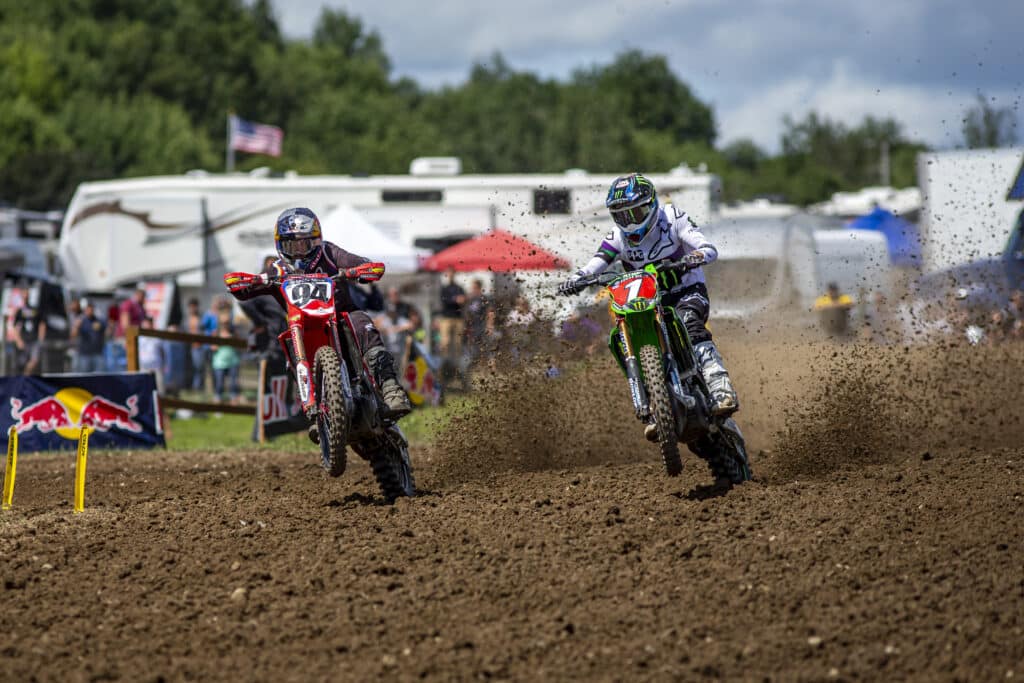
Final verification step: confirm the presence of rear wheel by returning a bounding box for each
[369,427,415,502]
[693,419,752,485]
[715,418,752,483]
[638,345,682,477]
[314,346,349,477]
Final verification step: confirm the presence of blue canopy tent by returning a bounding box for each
[848,206,922,267]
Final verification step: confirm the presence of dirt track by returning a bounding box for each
[2,341,1023,681]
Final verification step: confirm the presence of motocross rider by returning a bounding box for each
[226,207,413,429]
[558,173,739,428]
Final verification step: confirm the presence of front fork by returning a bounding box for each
[617,318,650,420]
[657,309,696,410]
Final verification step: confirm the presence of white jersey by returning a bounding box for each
[578,203,717,289]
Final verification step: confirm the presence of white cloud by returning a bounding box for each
[720,60,1023,151]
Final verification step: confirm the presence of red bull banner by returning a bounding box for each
[0,373,165,452]
[258,367,307,440]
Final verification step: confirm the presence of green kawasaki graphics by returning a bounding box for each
[563,262,752,482]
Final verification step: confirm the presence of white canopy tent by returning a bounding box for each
[318,204,424,274]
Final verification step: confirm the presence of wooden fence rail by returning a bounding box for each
[125,325,260,419]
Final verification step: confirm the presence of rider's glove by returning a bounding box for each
[683,251,707,267]
[224,272,267,294]
[558,278,582,296]
[344,262,385,283]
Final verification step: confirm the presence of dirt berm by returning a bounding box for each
[1,340,1021,681]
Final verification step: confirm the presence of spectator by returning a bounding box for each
[201,297,222,338]
[66,298,82,371]
[437,267,466,363]
[505,296,537,364]
[351,281,384,313]
[814,282,854,339]
[11,292,46,375]
[137,317,166,392]
[375,295,415,362]
[865,291,900,345]
[163,323,189,397]
[118,287,147,339]
[559,308,603,354]
[407,307,425,342]
[2,285,26,374]
[1010,290,1024,323]
[185,297,208,392]
[106,288,146,371]
[71,299,107,372]
[986,308,1011,345]
[385,286,412,320]
[463,278,495,364]
[211,322,241,404]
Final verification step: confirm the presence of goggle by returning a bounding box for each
[281,237,320,259]
[611,202,653,229]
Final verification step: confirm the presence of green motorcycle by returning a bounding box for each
[561,260,752,483]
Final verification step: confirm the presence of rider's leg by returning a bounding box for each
[672,285,739,416]
[349,311,413,418]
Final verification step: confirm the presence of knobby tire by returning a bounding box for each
[638,345,683,477]
[314,346,349,477]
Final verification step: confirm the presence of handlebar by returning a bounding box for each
[262,271,361,286]
[559,259,700,295]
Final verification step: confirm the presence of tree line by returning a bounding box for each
[0,0,1015,210]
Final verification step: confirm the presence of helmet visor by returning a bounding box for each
[280,237,319,259]
[611,202,653,229]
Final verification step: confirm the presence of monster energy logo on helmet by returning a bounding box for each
[606,173,658,243]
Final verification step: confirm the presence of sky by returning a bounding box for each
[273,0,1024,153]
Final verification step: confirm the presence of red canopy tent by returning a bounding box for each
[421,229,570,272]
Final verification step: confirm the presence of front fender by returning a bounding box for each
[607,308,663,374]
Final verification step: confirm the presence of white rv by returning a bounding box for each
[58,160,720,294]
[917,148,1024,274]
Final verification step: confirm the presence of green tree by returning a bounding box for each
[582,50,717,147]
[962,93,1018,148]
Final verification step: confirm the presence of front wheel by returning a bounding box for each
[314,346,349,477]
[638,345,682,477]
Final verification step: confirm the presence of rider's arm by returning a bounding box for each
[323,242,370,270]
[577,234,621,276]
[673,210,717,264]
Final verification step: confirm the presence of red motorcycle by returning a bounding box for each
[224,267,414,500]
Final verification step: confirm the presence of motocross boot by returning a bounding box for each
[364,345,413,419]
[694,341,739,417]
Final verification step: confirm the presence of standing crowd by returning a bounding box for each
[2,284,247,405]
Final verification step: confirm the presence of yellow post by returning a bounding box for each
[73,427,91,514]
[2,426,17,510]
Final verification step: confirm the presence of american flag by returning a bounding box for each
[229,115,283,157]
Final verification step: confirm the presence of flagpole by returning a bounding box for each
[225,113,235,173]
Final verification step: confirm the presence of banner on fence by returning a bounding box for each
[0,372,165,452]
[257,357,307,440]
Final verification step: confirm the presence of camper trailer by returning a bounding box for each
[58,160,720,295]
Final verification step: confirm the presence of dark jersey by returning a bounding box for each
[234,242,371,313]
